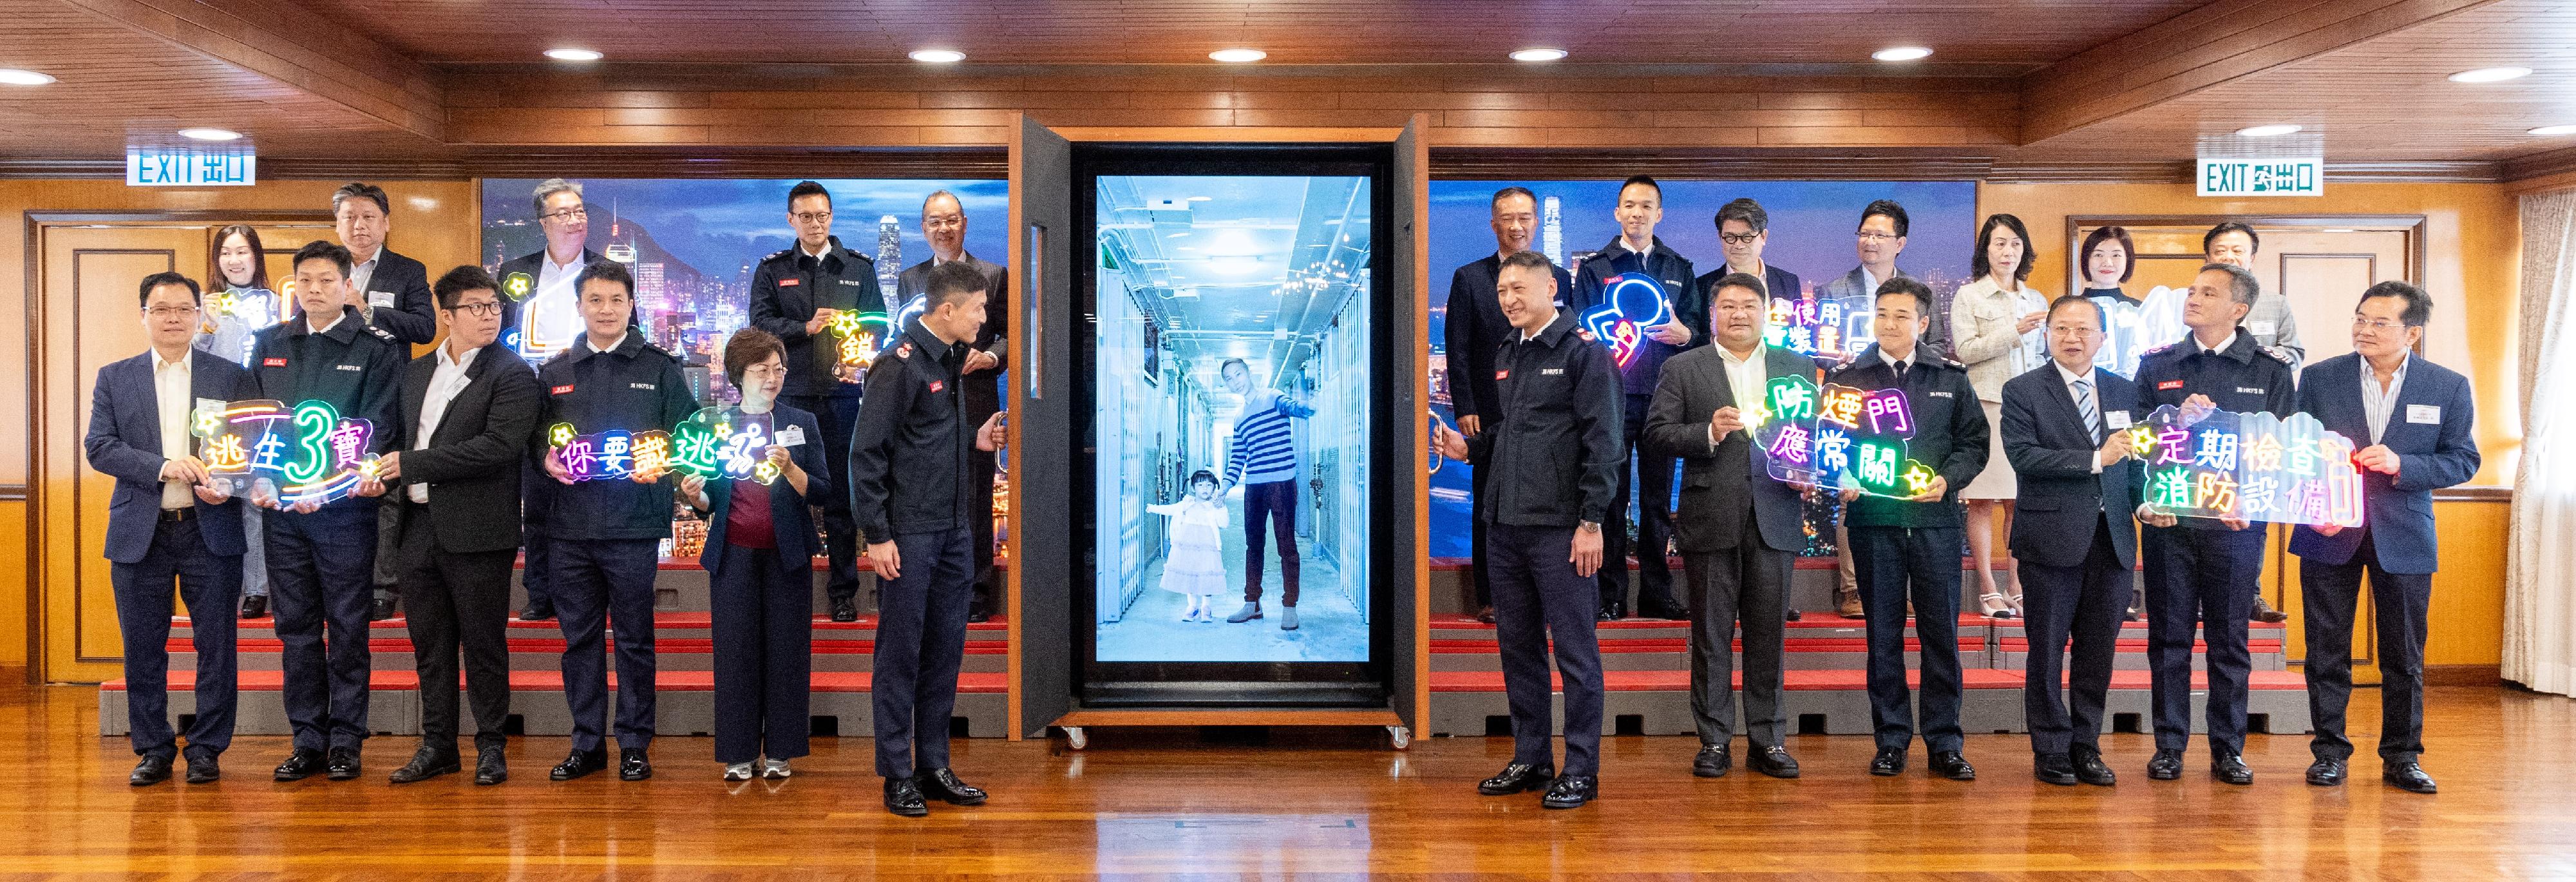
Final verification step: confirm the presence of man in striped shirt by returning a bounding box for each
[1218,358,1316,630]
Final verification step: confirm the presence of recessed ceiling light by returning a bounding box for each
[909,49,965,63]
[544,48,603,62]
[178,128,242,141]
[1186,195,1213,202]
[1209,48,1267,63]
[0,68,55,86]
[1510,48,1568,62]
[2531,124,2576,136]
[2448,66,2532,83]
[1871,46,1933,62]
[2235,124,2304,137]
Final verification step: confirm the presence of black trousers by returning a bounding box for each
[111,517,241,760]
[1681,513,1790,748]
[782,392,864,604]
[2141,523,2264,755]
[2020,517,2125,756]
[1466,444,1493,608]
[520,521,555,614]
[553,537,662,753]
[1488,523,1604,776]
[2301,533,2433,763]
[872,526,973,778]
[1602,394,1678,611]
[710,544,813,764]
[1851,524,1964,753]
[1241,479,1301,607]
[267,500,379,752]
[395,502,515,751]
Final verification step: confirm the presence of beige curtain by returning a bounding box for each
[2507,188,2576,695]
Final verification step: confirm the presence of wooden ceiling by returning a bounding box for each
[1,0,2571,179]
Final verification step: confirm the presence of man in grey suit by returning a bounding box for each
[83,271,253,785]
[896,189,1008,622]
[1642,271,1819,780]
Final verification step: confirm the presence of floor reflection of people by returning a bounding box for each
[1218,358,1314,631]
[1148,470,1229,622]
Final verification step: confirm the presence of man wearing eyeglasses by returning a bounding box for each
[496,178,613,624]
[1694,197,1803,623]
[1814,200,1920,619]
[749,180,886,623]
[896,190,1007,624]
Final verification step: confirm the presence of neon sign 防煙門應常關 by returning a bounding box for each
[1746,375,1938,499]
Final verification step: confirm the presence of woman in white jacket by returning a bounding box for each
[1947,213,2047,618]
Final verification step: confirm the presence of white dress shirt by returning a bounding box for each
[2360,350,2410,444]
[526,249,589,356]
[1712,342,1768,450]
[408,344,480,503]
[151,349,193,509]
[349,245,383,307]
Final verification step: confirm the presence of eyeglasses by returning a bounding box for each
[793,211,834,224]
[144,305,200,319]
[1856,232,1898,243]
[923,215,965,231]
[446,302,502,317]
[1719,232,1760,245]
[2352,317,2409,333]
[2047,325,2100,338]
[540,207,589,223]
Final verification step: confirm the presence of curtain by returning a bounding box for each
[2506,188,2576,695]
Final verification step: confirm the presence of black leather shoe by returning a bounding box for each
[2307,758,2347,787]
[389,745,460,783]
[325,747,362,781]
[2070,747,2116,787]
[1596,602,1624,622]
[884,776,930,817]
[238,594,267,620]
[918,767,988,805]
[273,748,325,781]
[1639,600,1688,620]
[1870,747,1907,776]
[129,754,172,786]
[2211,752,2253,785]
[2034,753,2077,786]
[1931,751,1976,781]
[831,597,860,623]
[1475,606,1497,624]
[966,606,992,624]
[184,752,220,784]
[2146,749,2184,780]
[2251,595,2287,624]
[518,604,555,622]
[1540,774,1596,809]
[618,748,652,781]
[550,748,607,781]
[2383,762,2438,794]
[1749,745,1801,779]
[1785,608,1801,622]
[1477,762,1556,794]
[1692,744,1732,778]
[368,596,397,622]
[474,747,507,785]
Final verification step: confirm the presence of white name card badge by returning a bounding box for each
[2407,405,2441,425]
[126,146,256,187]
[775,425,807,447]
[2106,410,2133,430]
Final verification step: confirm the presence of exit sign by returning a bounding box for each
[2197,157,2321,197]
[126,146,256,187]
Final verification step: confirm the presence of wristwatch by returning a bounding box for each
[1578,521,1601,534]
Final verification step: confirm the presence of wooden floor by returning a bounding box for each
[6,682,2572,879]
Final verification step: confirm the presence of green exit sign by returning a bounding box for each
[2197,157,2322,197]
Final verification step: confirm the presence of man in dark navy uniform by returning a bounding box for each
[1567,175,1698,621]
[748,180,885,623]
[1446,187,1575,624]
[2132,261,2297,785]
[896,189,1008,623]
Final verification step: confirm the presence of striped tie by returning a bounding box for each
[2074,376,2101,443]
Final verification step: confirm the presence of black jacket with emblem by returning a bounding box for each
[245,305,409,461]
[1825,344,1989,529]
[846,319,978,544]
[1464,309,1624,528]
[2132,325,2297,532]
[529,332,701,541]
[748,236,886,398]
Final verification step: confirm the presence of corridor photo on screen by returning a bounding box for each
[1091,175,1373,664]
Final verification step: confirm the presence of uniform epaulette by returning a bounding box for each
[761,248,793,262]
[2259,345,2297,366]
[1933,355,1965,370]
[2140,341,2179,358]
[366,325,398,343]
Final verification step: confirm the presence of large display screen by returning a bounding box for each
[1089,174,1374,664]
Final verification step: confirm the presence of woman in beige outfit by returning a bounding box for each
[1948,213,2048,618]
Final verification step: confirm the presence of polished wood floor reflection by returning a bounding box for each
[5,682,2571,878]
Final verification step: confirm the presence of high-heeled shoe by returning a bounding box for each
[1978,592,2018,619]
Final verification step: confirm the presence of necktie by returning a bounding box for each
[2073,376,2101,443]
[1893,360,1908,383]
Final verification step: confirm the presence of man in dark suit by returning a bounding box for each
[2000,296,2143,787]
[332,181,435,623]
[493,178,618,623]
[1643,271,1816,780]
[83,271,252,786]
[749,180,884,622]
[896,189,1008,623]
[2289,281,2481,795]
[1445,186,1573,624]
[361,266,542,786]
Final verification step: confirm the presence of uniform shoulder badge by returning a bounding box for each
[366,325,398,342]
[2259,345,2297,366]
[762,248,793,263]
[1934,354,1965,370]
[895,341,914,360]
[2140,341,2179,358]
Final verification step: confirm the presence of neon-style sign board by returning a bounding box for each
[2091,287,2188,379]
[828,310,892,376]
[672,407,781,484]
[2132,405,2363,527]
[1577,272,1671,369]
[191,398,381,506]
[545,423,675,483]
[1765,295,1873,361]
[1747,376,1938,499]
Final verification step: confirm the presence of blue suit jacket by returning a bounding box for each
[83,350,252,564]
[696,405,831,575]
[2000,363,2142,569]
[2287,352,2480,574]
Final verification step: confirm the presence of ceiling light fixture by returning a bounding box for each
[0,68,56,86]
[1510,48,1568,62]
[1209,48,1267,63]
[2235,124,2304,137]
[2448,66,2532,84]
[178,128,242,141]
[1871,46,1932,62]
[544,48,603,62]
[2530,124,2576,137]
[909,49,965,63]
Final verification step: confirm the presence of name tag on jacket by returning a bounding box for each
[2407,404,2441,424]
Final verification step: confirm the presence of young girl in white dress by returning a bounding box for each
[1149,470,1231,622]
